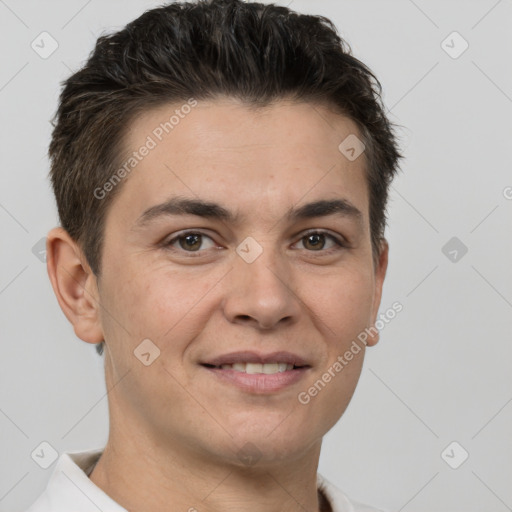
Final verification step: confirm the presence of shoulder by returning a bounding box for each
[23,448,125,512]
[317,473,387,512]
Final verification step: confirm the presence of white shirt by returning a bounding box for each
[25,448,385,512]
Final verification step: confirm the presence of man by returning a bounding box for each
[27,0,401,511]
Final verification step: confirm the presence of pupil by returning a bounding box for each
[307,234,324,250]
[181,234,201,251]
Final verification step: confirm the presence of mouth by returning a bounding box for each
[199,351,311,393]
[201,362,306,374]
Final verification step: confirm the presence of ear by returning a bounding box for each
[46,227,104,345]
[365,238,389,347]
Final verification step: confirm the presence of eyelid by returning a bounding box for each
[292,229,348,251]
[163,230,219,250]
[298,228,347,244]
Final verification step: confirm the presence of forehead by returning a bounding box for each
[111,98,369,227]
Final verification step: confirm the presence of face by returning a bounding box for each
[76,99,387,467]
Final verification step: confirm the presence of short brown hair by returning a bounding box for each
[48,0,402,356]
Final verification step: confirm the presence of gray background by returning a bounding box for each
[1,0,511,511]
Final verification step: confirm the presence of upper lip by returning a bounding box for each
[201,351,310,367]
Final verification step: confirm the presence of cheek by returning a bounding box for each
[324,356,364,428]
[309,266,375,342]
[100,263,219,348]
[309,270,373,424]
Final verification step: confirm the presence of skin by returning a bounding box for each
[46,98,388,512]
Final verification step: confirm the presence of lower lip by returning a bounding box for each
[202,366,309,393]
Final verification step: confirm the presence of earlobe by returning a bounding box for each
[366,238,389,347]
[46,227,104,344]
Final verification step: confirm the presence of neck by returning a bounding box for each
[89,432,325,512]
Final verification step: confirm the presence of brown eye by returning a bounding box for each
[166,231,216,253]
[303,233,326,251]
[295,230,345,253]
[179,233,202,251]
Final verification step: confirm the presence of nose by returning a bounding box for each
[221,244,301,330]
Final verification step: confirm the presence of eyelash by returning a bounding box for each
[163,229,347,257]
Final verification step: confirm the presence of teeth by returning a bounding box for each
[262,363,279,374]
[246,363,263,374]
[217,362,296,374]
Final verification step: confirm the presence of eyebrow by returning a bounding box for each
[133,196,363,230]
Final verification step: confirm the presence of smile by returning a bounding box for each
[206,362,298,374]
[200,351,311,393]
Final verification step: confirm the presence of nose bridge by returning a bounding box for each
[236,237,288,298]
[223,236,300,328]
[242,244,283,289]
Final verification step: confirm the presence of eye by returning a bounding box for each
[162,229,347,257]
[294,230,346,252]
[165,231,217,253]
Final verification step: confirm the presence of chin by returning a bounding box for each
[215,425,321,469]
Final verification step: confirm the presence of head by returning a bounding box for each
[47,0,401,468]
